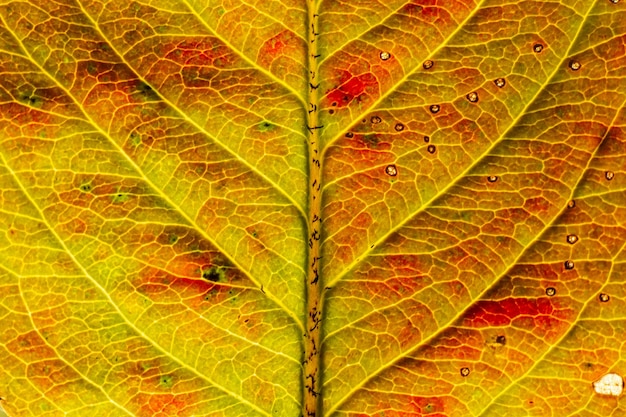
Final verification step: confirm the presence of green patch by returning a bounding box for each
[159,375,174,388]
[111,192,130,204]
[202,266,225,282]
[129,131,141,147]
[168,234,178,244]
[258,121,275,132]
[79,183,92,192]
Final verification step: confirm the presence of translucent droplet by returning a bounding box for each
[429,104,440,114]
[567,200,576,208]
[593,373,623,396]
[606,171,615,180]
[423,136,430,143]
[566,234,578,244]
[371,116,382,124]
[494,78,506,88]
[564,260,574,270]
[546,287,556,296]
[385,164,398,176]
[569,60,581,71]
[460,367,470,377]
[466,92,479,102]
[427,144,436,154]
[610,0,619,4]
[380,51,391,61]
[599,293,610,302]
[395,123,405,131]
[345,132,354,138]
[487,175,498,183]
[496,335,506,345]
[423,60,434,70]
[533,43,544,53]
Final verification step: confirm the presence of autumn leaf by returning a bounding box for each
[1,0,625,416]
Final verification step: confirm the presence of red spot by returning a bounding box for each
[324,73,378,108]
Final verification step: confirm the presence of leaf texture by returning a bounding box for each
[0,1,625,416]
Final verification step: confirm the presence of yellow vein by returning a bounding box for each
[181,0,308,106]
[474,98,626,417]
[324,4,599,413]
[0,153,272,417]
[4,266,136,417]
[325,0,589,289]
[1,10,304,332]
[320,0,487,154]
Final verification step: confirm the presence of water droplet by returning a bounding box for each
[345,132,354,138]
[546,287,556,296]
[423,60,434,69]
[605,171,615,180]
[460,367,470,377]
[494,78,506,88]
[487,175,498,183]
[371,116,382,124]
[394,123,405,131]
[496,335,506,345]
[566,234,578,244]
[564,260,574,270]
[569,60,581,71]
[380,51,391,61]
[599,293,610,302]
[429,104,440,114]
[533,43,544,53]
[427,144,436,154]
[610,0,619,4]
[466,92,479,102]
[567,200,576,208]
[593,373,623,396]
[423,136,430,143]
[385,164,398,176]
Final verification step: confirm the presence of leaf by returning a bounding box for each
[0,1,625,416]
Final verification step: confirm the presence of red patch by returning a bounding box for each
[258,30,301,66]
[324,73,378,108]
[462,297,555,328]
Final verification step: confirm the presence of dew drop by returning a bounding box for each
[460,367,470,377]
[494,78,506,88]
[423,60,434,70]
[380,51,391,61]
[569,60,581,71]
[533,43,544,53]
[371,115,382,124]
[496,335,506,345]
[345,132,354,138]
[599,293,610,302]
[394,123,405,131]
[567,200,576,208]
[487,175,498,183]
[423,136,430,143]
[566,234,578,244]
[605,171,615,180]
[385,164,398,177]
[427,144,436,154]
[564,260,574,270]
[545,287,556,296]
[593,373,623,396]
[429,104,440,114]
[466,91,479,102]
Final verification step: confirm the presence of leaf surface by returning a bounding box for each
[0,1,625,416]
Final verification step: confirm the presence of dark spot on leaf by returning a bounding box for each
[202,266,225,283]
[496,335,506,345]
[159,375,174,388]
[79,183,92,192]
[345,132,354,138]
